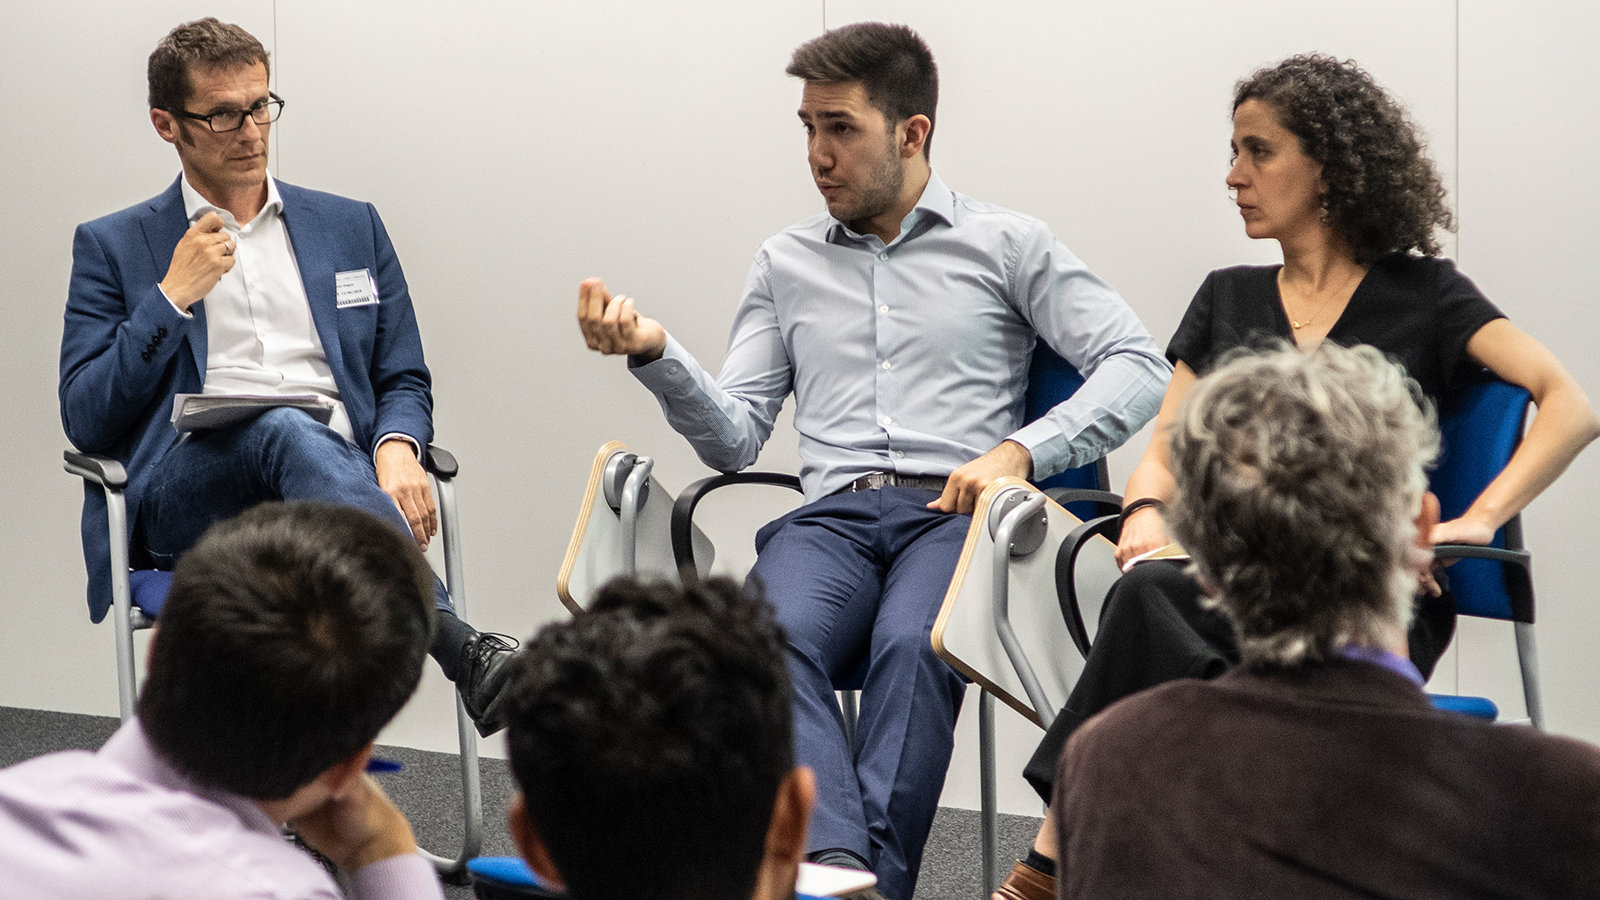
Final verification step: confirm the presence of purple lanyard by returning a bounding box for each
[1337,645,1425,688]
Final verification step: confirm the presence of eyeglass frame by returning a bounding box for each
[167,92,285,134]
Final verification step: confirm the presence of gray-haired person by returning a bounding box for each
[1051,345,1600,898]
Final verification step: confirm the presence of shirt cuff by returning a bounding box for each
[346,852,444,900]
[628,333,698,393]
[1007,417,1068,480]
[374,433,422,464]
[157,284,194,318]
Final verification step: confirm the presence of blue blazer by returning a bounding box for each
[59,177,434,621]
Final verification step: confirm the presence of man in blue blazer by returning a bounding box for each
[58,17,515,736]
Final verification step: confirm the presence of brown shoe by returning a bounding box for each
[993,859,1056,900]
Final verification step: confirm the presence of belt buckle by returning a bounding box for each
[866,472,890,491]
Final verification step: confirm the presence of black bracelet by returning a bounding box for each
[1118,497,1165,530]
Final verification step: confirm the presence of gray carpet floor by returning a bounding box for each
[0,705,1039,899]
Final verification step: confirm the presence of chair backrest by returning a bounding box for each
[1431,372,1531,620]
[1024,340,1113,506]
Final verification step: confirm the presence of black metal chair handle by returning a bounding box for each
[670,472,803,574]
[1054,513,1121,657]
[1434,543,1535,623]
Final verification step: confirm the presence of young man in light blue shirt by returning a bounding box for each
[577,22,1168,898]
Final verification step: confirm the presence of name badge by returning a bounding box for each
[335,269,379,308]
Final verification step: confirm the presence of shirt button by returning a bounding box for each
[878,305,888,314]
[881,360,892,370]
[880,415,892,426]
[878,252,889,261]
[896,450,906,459]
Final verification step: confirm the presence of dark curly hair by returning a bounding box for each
[1234,54,1453,264]
[504,576,794,900]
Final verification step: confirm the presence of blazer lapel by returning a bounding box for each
[279,183,347,377]
[141,179,208,382]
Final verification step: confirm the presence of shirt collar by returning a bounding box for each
[826,169,956,246]
[180,172,283,229]
[1337,644,1425,688]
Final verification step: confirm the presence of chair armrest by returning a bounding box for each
[1054,513,1121,656]
[1433,543,1530,566]
[671,472,803,574]
[64,450,128,491]
[1043,487,1123,521]
[1434,543,1534,623]
[425,444,458,479]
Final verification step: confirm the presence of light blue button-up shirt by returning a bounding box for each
[632,172,1170,502]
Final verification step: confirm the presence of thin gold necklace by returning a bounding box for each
[1284,267,1360,330]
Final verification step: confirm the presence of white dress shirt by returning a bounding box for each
[179,174,354,442]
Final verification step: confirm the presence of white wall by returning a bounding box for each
[2,1,1594,817]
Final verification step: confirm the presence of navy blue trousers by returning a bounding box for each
[138,408,454,617]
[752,487,969,900]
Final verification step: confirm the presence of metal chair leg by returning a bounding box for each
[1515,622,1544,730]
[420,474,484,881]
[980,689,998,895]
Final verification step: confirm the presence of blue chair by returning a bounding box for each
[466,856,563,899]
[467,855,843,899]
[1426,372,1541,727]
[1049,370,1542,726]
[62,444,487,880]
[664,340,1119,894]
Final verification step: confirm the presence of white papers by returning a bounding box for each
[170,393,334,435]
[1121,542,1191,573]
[796,862,878,897]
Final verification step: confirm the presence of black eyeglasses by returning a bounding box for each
[170,93,285,133]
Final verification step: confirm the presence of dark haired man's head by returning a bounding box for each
[138,502,435,799]
[504,577,810,900]
[787,22,938,160]
[147,17,270,111]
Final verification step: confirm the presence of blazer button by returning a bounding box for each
[156,326,167,338]
[140,351,151,362]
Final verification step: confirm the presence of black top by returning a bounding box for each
[1167,255,1506,402]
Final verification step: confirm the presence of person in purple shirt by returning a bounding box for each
[0,503,444,899]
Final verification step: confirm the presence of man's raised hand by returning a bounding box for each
[577,277,667,361]
[160,211,235,311]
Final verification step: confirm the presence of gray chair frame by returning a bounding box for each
[63,444,484,881]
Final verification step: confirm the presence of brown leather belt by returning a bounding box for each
[837,472,949,494]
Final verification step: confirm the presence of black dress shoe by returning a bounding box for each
[458,632,518,737]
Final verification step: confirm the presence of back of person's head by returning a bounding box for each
[138,502,435,799]
[504,577,793,900]
[148,17,270,111]
[1165,344,1439,668]
[786,21,938,158]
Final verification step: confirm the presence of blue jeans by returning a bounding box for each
[138,408,453,615]
[752,487,969,900]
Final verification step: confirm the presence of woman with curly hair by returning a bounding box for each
[992,54,1598,900]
